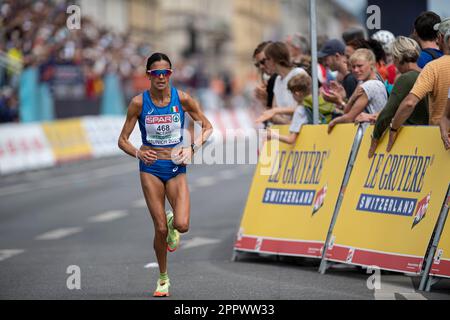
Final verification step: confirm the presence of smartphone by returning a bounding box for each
[322,83,331,94]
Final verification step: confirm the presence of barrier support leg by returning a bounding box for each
[425,276,440,292]
[318,126,364,274]
[231,250,239,262]
[319,260,334,274]
[418,184,450,291]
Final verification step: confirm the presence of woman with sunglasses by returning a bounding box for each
[118,52,213,297]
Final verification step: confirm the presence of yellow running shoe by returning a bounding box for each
[153,279,170,297]
[166,210,180,252]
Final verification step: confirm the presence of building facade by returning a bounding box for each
[78,0,358,89]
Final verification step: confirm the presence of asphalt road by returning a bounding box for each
[0,155,449,300]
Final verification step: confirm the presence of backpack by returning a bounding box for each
[422,48,441,61]
[303,106,327,124]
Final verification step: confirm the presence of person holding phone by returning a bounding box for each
[318,39,358,105]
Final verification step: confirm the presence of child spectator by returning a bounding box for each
[256,73,312,145]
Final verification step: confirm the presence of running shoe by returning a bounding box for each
[166,210,180,252]
[153,279,170,297]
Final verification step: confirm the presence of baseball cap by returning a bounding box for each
[433,17,450,34]
[318,39,346,58]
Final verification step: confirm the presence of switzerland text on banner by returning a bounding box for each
[234,124,357,258]
[41,118,93,163]
[430,194,450,278]
[325,126,450,274]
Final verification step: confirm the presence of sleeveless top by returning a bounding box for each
[138,86,185,148]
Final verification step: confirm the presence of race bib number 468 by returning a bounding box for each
[145,114,181,146]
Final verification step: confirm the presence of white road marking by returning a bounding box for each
[88,210,129,223]
[132,199,147,208]
[195,176,217,187]
[374,275,427,300]
[0,163,135,198]
[181,237,221,249]
[35,227,83,240]
[0,249,25,262]
[144,262,159,269]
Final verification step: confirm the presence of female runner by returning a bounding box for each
[118,53,213,297]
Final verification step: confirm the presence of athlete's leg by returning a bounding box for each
[140,172,168,274]
[165,173,190,234]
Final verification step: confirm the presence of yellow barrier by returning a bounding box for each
[41,118,93,163]
[324,126,450,274]
[234,124,357,258]
[430,194,450,278]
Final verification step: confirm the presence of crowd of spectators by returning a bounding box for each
[251,11,450,150]
[0,0,228,123]
[2,1,450,151]
[0,0,152,122]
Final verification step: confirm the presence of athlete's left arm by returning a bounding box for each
[178,90,213,157]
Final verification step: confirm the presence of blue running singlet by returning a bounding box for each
[137,86,187,183]
[138,86,185,147]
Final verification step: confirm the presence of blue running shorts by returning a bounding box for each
[139,159,186,183]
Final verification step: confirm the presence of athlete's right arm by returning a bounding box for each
[118,95,157,164]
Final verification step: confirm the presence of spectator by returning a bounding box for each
[258,73,312,145]
[0,87,19,123]
[342,27,365,45]
[327,48,388,133]
[345,38,390,84]
[387,19,450,151]
[368,36,429,157]
[263,41,307,124]
[372,30,396,62]
[294,55,312,76]
[0,1,152,122]
[285,33,310,66]
[413,11,443,68]
[371,30,397,84]
[252,41,277,111]
[318,38,358,99]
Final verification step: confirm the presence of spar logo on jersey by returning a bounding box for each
[312,184,327,215]
[146,115,173,124]
[412,192,431,228]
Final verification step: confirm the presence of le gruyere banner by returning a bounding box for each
[325,125,450,274]
[430,194,450,278]
[234,124,357,258]
[42,118,92,163]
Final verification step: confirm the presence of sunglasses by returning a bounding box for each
[254,58,267,68]
[147,69,173,77]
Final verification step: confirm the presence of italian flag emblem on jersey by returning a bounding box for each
[171,106,179,113]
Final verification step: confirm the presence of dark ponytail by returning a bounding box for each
[146,52,172,71]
